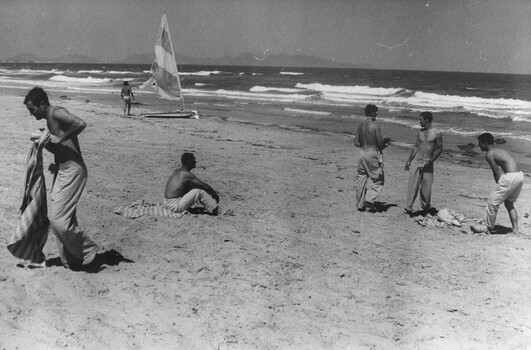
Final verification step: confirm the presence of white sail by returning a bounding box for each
[142,14,183,102]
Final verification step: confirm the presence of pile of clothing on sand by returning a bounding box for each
[413,208,491,234]
[414,208,465,228]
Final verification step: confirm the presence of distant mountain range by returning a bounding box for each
[3,52,358,68]
[4,53,100,64]
[118,52,355,68]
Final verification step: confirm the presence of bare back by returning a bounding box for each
[356,120,384,151]
[165,169,195,198]
[487,148,520,174]
[121,86,133,97]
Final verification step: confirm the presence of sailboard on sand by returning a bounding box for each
[140,14,199,119]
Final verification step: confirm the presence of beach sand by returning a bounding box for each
[1,90,530,350]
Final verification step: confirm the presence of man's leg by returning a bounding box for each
[504,200,519,234]
[168,189,218,213]
[355,155,368,210]
[365,168,384,211]
[357,152,383,212]
[419,171,434,211]
[485,184,507,230]
[406,166,421,212]
[356,173,368,210]
[49,162,98,269]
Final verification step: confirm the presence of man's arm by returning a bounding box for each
[354,125,361,147]
[49,107,86,144]
[188,175,219,202]
[374,124,389,151]
[405,133,420,170]
[486,152,501,183]
[429,130,443,164]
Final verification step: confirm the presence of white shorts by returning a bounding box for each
[490,171,524,204]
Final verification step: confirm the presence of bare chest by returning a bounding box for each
[419,130,437,143]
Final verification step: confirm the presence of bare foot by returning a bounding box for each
[513,229,531,237]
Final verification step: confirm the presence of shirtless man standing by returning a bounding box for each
[355,104,391,212]
[164,153,219,215]
[121,81,134,116]
[404,112,443,215]
[478,133,524,234]
[25,87,99,270]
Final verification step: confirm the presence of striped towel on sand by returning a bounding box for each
[113,200,187,219]
[8,132,51,264]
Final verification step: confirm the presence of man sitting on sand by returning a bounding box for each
[121,81,134,116]
[355,104,391,212]
[164,153,219,215]
[477,133,524,234]
[404,112,443,216]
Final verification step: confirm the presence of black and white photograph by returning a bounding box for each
[1,1,530,349]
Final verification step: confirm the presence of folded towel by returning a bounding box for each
[470,224,489,234]
[113,200,187,219]
[8,131,51,264]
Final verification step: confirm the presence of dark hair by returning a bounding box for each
[124,81,129,86]
[364,104,378,117]
[181,152,195,165]
[24,87,50,106]
[478,133,494,145]
[420,111,433,123]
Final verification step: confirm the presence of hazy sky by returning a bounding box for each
[1,0,530,74]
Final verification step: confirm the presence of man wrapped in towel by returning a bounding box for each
[24,87,98,270]
[406,159,434,213]
[164,152,219,215]
[404,112,443,216]
[355,104,391,212]
[478,133,524,234]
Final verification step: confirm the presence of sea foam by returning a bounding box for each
[280,71,304,75]
[284,108,331,115]
[49,75,111,84]
[251,86,305,93]
[180,71,222,76]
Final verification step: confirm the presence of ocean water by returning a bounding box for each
[2,62,530,170]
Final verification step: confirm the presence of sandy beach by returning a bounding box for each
[1,89,530,349]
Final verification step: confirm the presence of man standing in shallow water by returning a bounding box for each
[121,81,134,116]
[404,112,443,216]
[478,133,524,234]
[355,104,391,212]
[25,87,99,270]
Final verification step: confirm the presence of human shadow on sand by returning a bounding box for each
[359,202,398,213]
[46,249,134,273]
[405,207,439,218]
[187,207,214,215]
[488,225,513,235]
[188,207,234,216]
